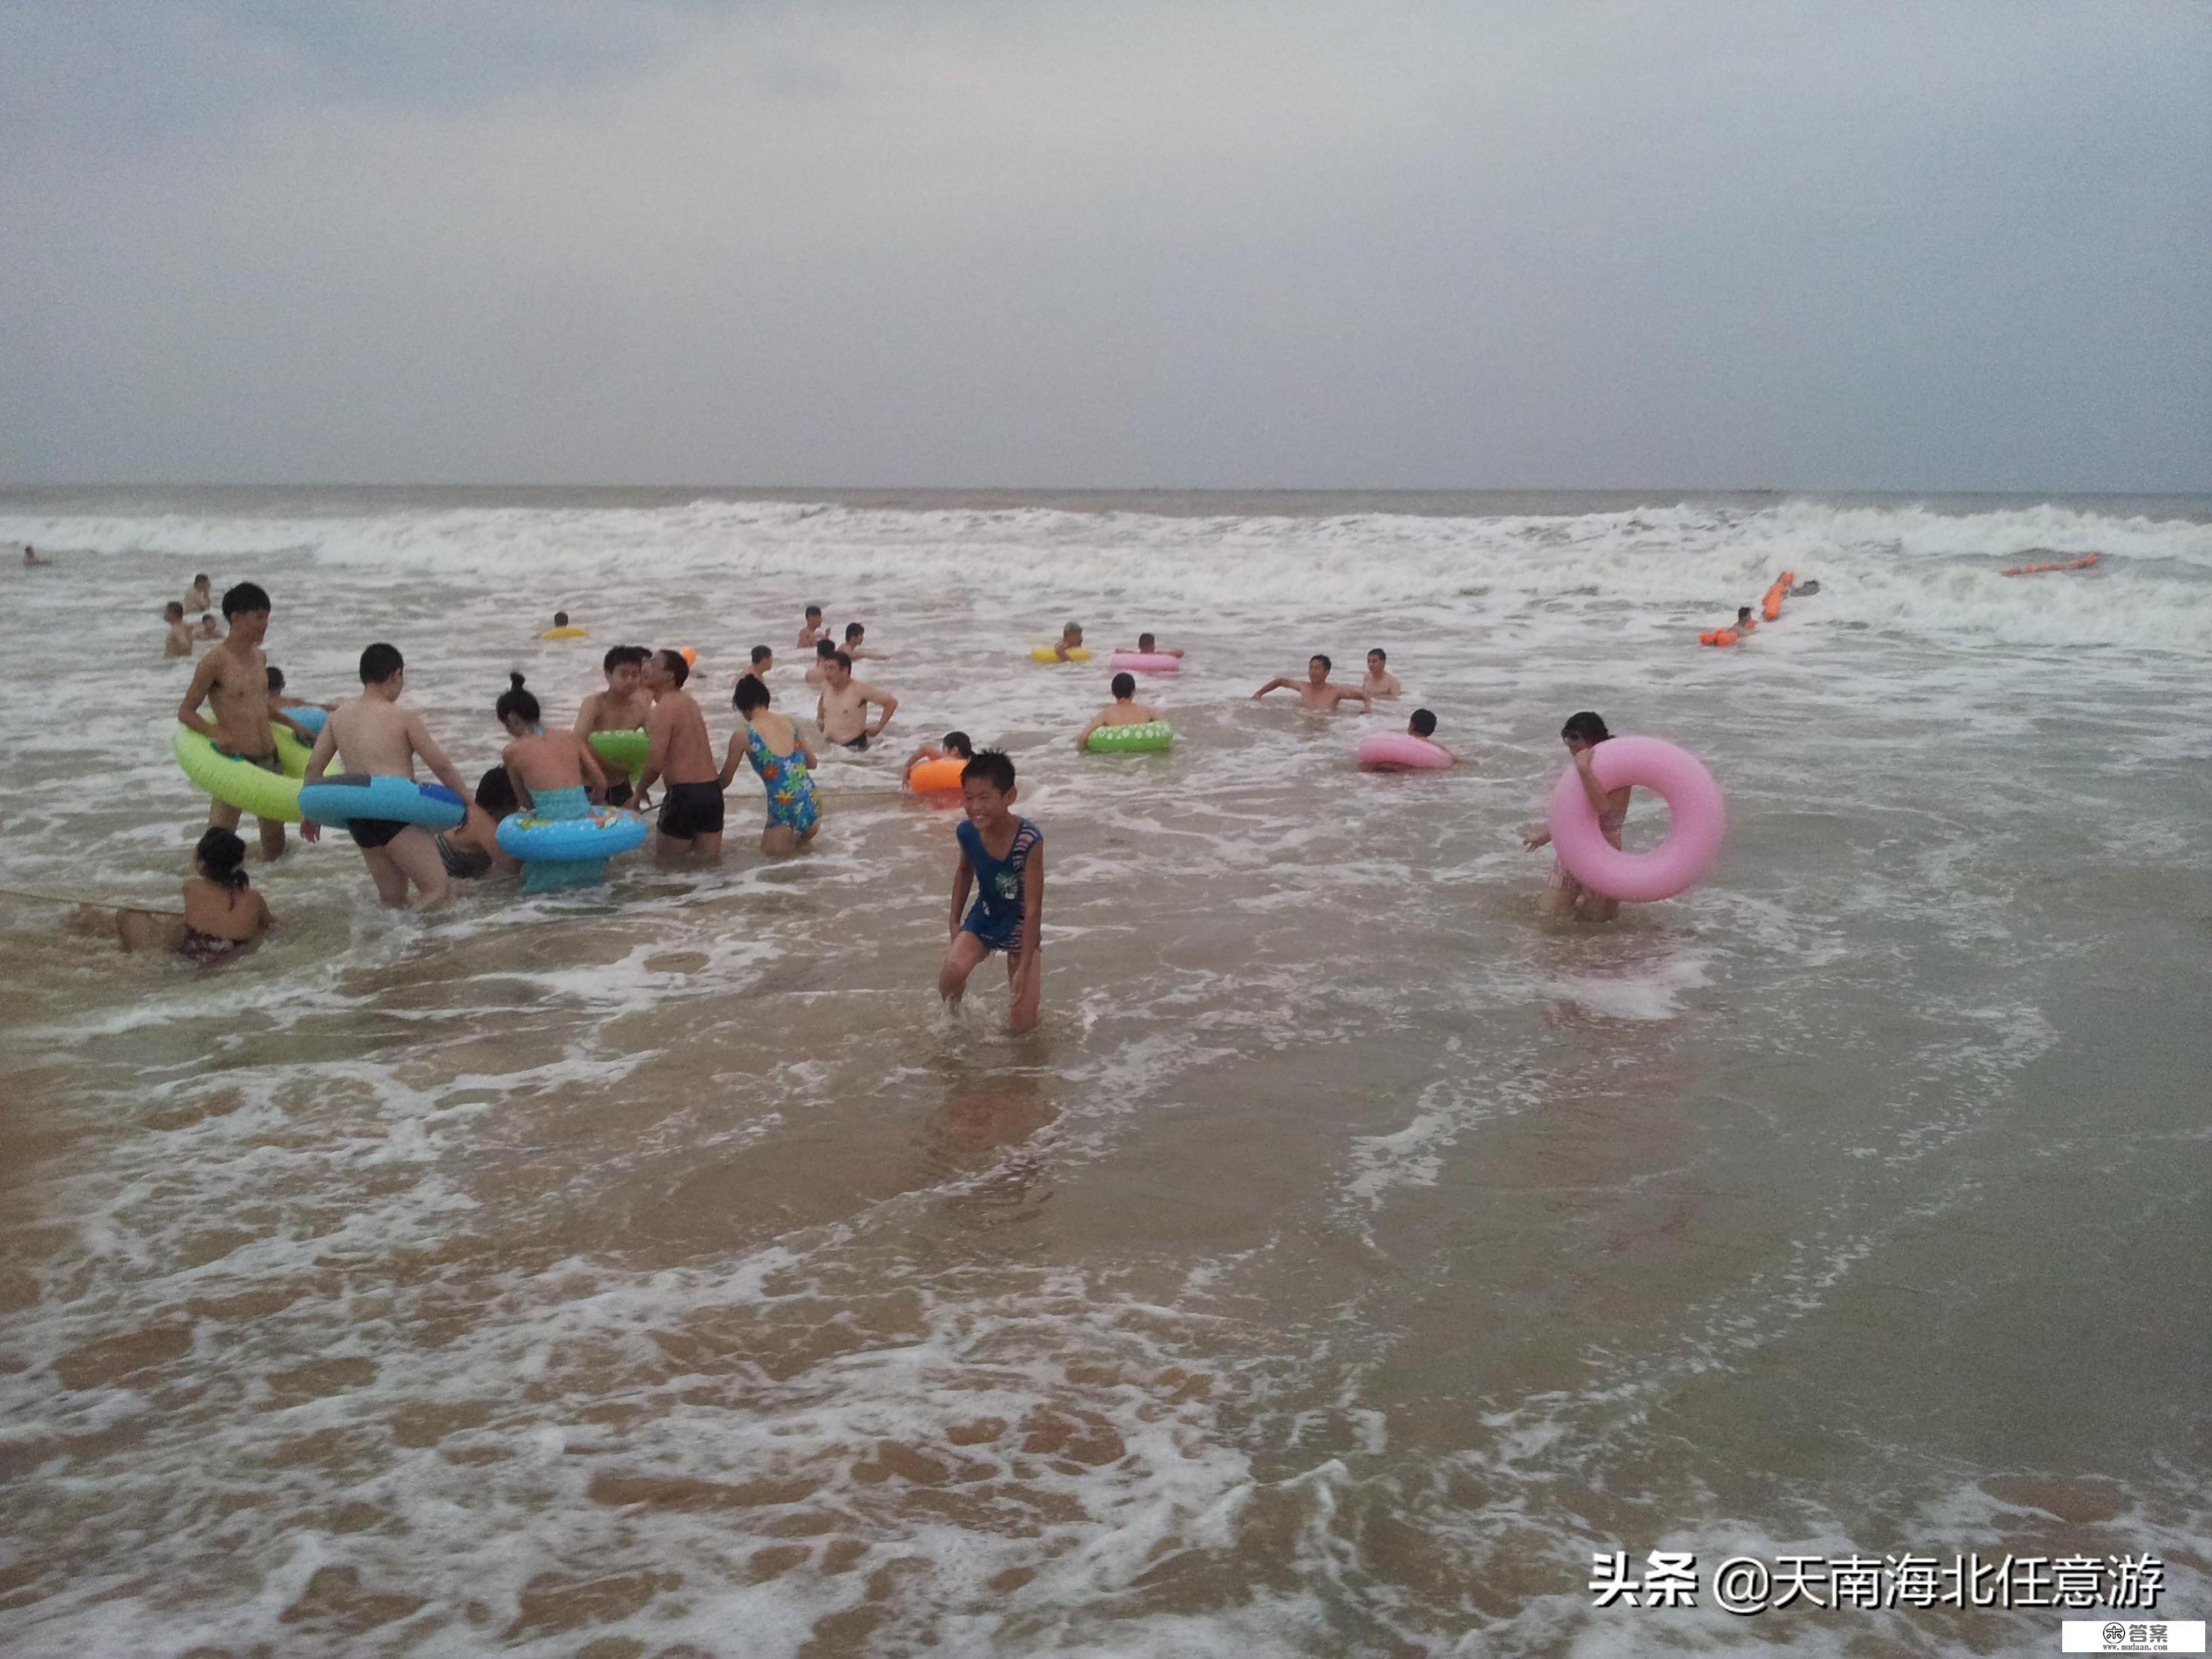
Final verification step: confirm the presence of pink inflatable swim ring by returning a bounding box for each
[1547,736,1724,902]
[1109,651,1182,674]
[1358,733,1453,771]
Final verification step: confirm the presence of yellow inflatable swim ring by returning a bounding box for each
[1031,645,1092,663]
[171,722,316,822]
[542,627,589,639]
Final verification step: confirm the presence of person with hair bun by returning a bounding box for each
[1521,711,1633,921]
[494,673,609,889]
[115,826,273,963]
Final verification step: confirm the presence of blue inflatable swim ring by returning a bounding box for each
[298,774,466,829]
[287,706,329,737]
[496,807,648,863]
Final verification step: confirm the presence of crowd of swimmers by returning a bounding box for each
[130,581,1646,1028]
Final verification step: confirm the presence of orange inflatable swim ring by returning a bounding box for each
[679,646,697,666]
[906,757,966,792]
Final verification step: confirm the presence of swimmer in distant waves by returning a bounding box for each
[575,644,654,806]
[904,730,975,776]
[163,602,194,658]
[1735,605,1757,634]
[1362,648,1402,700]
[1252,654,1372,714]
[722,672,821,855]
[304,642,476,908]
[184,574,214,615]
[1045,621,1085,662]
[1075,672,1161,752]
[1521,710,1631,923]
[116,826,273,965]
[798,604,829,649]
[631,648,725,861]
[938,749,1044,1034]
[1128,630,1183,660]
[23,544,50,567]
[743,644,775,684]
[843,621,889,661]
[195,613,222,640]
[551,610,571,630]
[815,650,898,752]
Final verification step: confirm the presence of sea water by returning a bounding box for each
[0,488,2207,1657]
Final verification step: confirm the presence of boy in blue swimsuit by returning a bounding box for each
[938,750,1044,1032]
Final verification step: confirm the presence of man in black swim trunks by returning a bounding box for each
[631,648,725,862]
[175,581,297,860]
[815,651,897,752]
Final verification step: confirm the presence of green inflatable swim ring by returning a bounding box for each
[587,728,650,776]
[1085,721,1174,755]
[171,722,316,822]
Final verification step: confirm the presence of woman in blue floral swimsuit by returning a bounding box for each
[722,675,822,854]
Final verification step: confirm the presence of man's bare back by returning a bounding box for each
[324,695,435,778]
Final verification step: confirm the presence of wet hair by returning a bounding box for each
[221,581,270,619]
[731,672,771,714]
[266,666,285,691]
[1063,621,1084,639]
[554,611,569,627]
[603,644,642,672]
[1561,711,1612,746]
[749,645,773,665]
[496,671,540,726]
[1737,607,1753,622]
[830,650,852,672]
[1310,654,1332,672]
[194,573,210,584]
[1111,671,1137,699]
[1137,633,1155,651]
[844,621,865,642]
[1410,707,1437,737]
[474,765,519,816]
[1368,647,1387,663]
[194,825,249,893]
[360,642,403,684]
[804,604,822,621]
[941,730,974,758]
[654,648,690,687]
[164,601,185,620]
[963,749,1016,793]
[815,639,837,658]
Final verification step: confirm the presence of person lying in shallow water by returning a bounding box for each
[115,827,273,965]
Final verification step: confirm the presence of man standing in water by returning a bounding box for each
[1252,654,1373,714]
[175,581,294,860]
[572,644,654,804]
[630,648,725,861]
[184,574,214,615]
[815,651,899,751]
[305,643,474,908]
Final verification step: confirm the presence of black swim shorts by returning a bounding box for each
[834,733,871,752]
[605,780,633,808]
[215,746,284,774]
[658,779,725,840]
[347,818,409,850]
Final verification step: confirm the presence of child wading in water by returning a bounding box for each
[1521,711,1631,922]
[938,751,1044,1032]
[117,826,273,964]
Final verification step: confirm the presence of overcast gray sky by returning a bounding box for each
[3,0,2207,490]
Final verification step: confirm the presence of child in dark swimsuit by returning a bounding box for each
[433,767,522,882]
[937,750,1044,1033]
[115,827,273,963]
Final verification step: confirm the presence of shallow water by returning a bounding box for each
[1,489,2207,1657]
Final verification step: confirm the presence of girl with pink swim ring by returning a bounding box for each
[1522,714,1724,917]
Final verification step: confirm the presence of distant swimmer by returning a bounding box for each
[1361,648,1403,700]
[1372,708,1458,769]
[904,730,975,775]
[1521,711,1631,923]
[798,604,829,649]
[630,648,725,861]
[305,642,477,909]
[1789,579,1820,597]
[23,544,50,567]
[184,574,213,615]
[1734,605,1757,633]
[195,614,222,641]
[843,621,889,661]
[742,645,775,685]
[804,639,838,689]
[1252,654,1372,714]
[938,749,1044,1034]
[1075,672,1161,752]
[163,602,194,657]
[115,827,273,965]
[263,667,321,744]
[816,651,899,751]
[1044,622,1086,663]
[1129,631,1183,660]
[175,581,293,861]
[723,672,821,855]
[575,645,654,806]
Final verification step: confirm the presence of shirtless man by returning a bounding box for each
[175,581,294,859]
[798,605,829,649]
[804,639,838,689]
[304,642,474,908]
[815,651,899,752]
[841,621,888,661]
[163,602,195,657]
[1361,648,1402,700]
[1130,631,1183,660]
[23,544,50,567]
[1075,673,1161,752]
[184,574,214,615]
[1252,654,1372,714]
[744,645,775,682]
[573,644,654,804]
[630,648,725,860]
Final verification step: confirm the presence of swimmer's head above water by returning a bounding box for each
[1111,672,1136,700]
[360,641,404,688]
[553,611,569,628]
[1308,654,1332,682]
[1561,711,1611,752]
[1410,708,1437,737]
[941,730,974,758]
[496,672,541,733]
